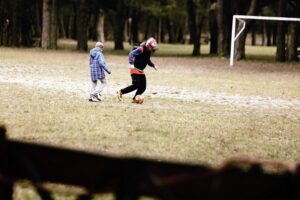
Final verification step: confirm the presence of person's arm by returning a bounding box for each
[147,59,158,70]
[98,52,111,74]
[128,47,143,65]
[147,59,154,67]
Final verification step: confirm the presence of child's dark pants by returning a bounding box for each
[120,74,146,99]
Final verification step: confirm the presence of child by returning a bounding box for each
[117,37,158,103]
[89,42,111,102]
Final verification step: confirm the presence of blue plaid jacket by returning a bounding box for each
[89,47,111,81]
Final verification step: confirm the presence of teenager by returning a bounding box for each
[117,37,158,103]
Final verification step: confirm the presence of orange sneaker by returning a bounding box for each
[132,95,144,104]
[132,98,139,103]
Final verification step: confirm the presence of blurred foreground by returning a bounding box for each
[1,126,299,200]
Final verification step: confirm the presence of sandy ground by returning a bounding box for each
[1,63,300,109]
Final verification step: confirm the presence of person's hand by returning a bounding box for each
[130,64,134,69]
[154,65,158,71]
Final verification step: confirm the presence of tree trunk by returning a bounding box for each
[0,0,11,46]
[131,9,140,43]
[275,0,286,62]
[160,17,166,43]
[2,0,35,47]
[251,28,256,46]
[112,0,126,50]
[167,17,175,43]
[97,13,105,42]
[193,25,202,56]
[49,0,57,49]
[20,1,33,47]
[157,17,162,43]
[41,0,51,48]
[188,0,196,45]
[187,0,201,56]
[177,27,184,43]
[77,0,88,51]
[261,22,265,46]
[68,6,76,39]
[209,2,218,54]
[124,18,129,43]
[266,23,273,46]
[286,23,298,62]
[144,19,150,40]
[235,22,247,60]
[276,22,286,62]
[11,0,19,47]
[216,0,231,57]
[35,1,42,38]
[235,0,258,60]
[0,0,3,45]
[58,13,66,38]
[87,14,96,40]
[272,26,277,46]
[216,0,224,56]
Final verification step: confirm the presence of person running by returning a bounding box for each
[89,42,111,102]
[117,37,158,103]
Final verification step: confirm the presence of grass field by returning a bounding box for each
[0,40,300,199]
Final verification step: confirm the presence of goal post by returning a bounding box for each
[230,15,300,66]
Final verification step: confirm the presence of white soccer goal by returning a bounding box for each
[230,15,300,66]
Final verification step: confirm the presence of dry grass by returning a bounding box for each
[1,42,300,199]
[2,83,299,164]
[1,45,299,165]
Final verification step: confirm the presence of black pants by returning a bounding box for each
[121,74,146,99]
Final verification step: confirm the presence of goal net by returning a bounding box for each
[230,15,300,66]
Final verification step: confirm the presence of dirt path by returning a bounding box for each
[1,74,300,109]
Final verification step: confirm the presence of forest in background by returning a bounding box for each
[0,0,299,62]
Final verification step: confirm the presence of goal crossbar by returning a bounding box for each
[230,15,300,66]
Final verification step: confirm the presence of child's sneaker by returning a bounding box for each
[89,96,99,102]
[96,93,102,101]
[132,95,144,104]
[89,94,101,102]
[116,91,123,101]
[132,98,139,103]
